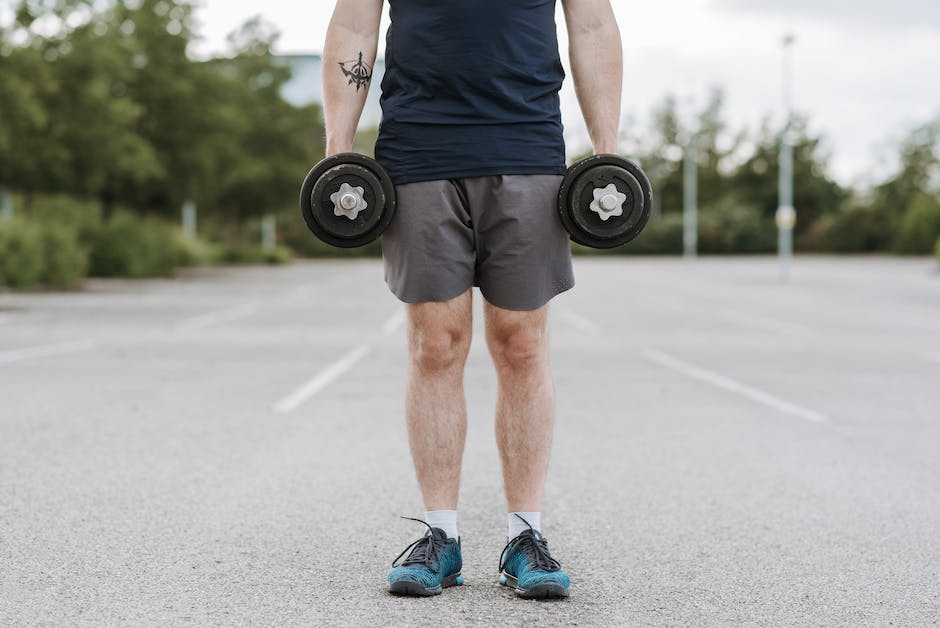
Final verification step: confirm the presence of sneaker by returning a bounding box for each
[387,517,463,596]
[498,516,570,599]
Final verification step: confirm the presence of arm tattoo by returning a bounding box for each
[338,52,373,91]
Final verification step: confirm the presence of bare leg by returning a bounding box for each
[405,289,473,511]
[484,300,554,513]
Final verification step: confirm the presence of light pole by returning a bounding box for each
[776,34,796,280]
[682,99,698,259]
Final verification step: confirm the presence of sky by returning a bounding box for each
[19,0,940,186]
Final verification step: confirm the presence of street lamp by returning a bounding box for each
[682,97,698,259]
[776,34,796,280]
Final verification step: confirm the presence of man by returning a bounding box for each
[322,0,622,599]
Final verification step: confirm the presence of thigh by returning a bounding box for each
[382,179,476,305]
[468,175,575,311]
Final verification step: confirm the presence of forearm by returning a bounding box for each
[566,8,622,154]
[322,1,381,155]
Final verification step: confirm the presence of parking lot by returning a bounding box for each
[2,256,938,626]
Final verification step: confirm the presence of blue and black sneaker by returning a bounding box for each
[498,516,570,599]
[387,517,463,596]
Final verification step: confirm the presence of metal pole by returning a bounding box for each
[683,133,698,259]
[182,200,197,238]
[1,188,12,221]
[776,34,796,280]
[261,214,276,252]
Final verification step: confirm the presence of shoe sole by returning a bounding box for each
[388,573,463,597]
[499,572,569,599]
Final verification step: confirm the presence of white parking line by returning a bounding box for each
[0,339,96,365]
[272,344,372,414]
[556,307,602,336]
[643,348,831,424]
[174,304,258,332]
[382,309,406,335]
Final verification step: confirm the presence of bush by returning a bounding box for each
[0,219,45,288]
[40,224,87,288]
[935,236,940,264]
[220,244,293,265]
[698,197,775,254]
[88,214,180,278]
[893,191,940,254]
[803,203,891,253]
[175,232,221,267]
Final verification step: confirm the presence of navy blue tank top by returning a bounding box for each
[375,0,567,184]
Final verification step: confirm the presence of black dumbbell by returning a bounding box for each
[557,154,653,249]
[299,153,397,248]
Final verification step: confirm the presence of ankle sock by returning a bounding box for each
[508,511,540,540]
[425,510,458,540]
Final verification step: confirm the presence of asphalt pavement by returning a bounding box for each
[1,256,939,626]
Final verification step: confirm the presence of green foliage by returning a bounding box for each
[88,213,179,277]
[220,244,293,265]
[39,223,86,287]
[935,236,940,264]
[698,197,775,254]
[175,232,221,267]
[802,203,890,253]
[893,192,940,254]
[0,219,44,288]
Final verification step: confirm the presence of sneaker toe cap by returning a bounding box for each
[519,569,570,590]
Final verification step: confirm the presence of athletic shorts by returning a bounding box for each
[381,175,575,311]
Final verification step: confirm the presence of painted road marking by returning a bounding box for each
[174,304,258,332]
[383,309,406,335]
[272,344,372,414]
[643,348,831,424]
[556,307,602,336]
[0,339,96,365]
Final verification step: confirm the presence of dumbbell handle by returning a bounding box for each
[599,193,620,212]
[340,192,360,211]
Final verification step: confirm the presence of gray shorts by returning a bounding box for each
[381,175,575,311]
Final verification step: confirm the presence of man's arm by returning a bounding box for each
[562,0,622,155]
[322,0,383,156]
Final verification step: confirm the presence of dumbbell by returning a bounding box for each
[557,154,653,249]
[299,153,396,248]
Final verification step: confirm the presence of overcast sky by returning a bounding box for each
[77,2,940,184]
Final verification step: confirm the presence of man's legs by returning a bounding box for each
[405,289,473,512]
[483,300,554,515]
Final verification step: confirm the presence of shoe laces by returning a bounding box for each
[498,514,562,573]
[391,517,447,569]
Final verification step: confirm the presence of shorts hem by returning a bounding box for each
[386,280,474,306]
[478,281,575,312]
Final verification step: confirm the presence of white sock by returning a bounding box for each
[425,510,458,540]
[508,512,540,540]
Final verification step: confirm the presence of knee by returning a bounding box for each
[489,329,546,371]
[411,329,469,372]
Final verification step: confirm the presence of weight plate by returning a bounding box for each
[311,164,385,239]
[558,154,653,249]
[300,153,397,248]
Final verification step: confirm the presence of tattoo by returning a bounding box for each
[338,52,372,91]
